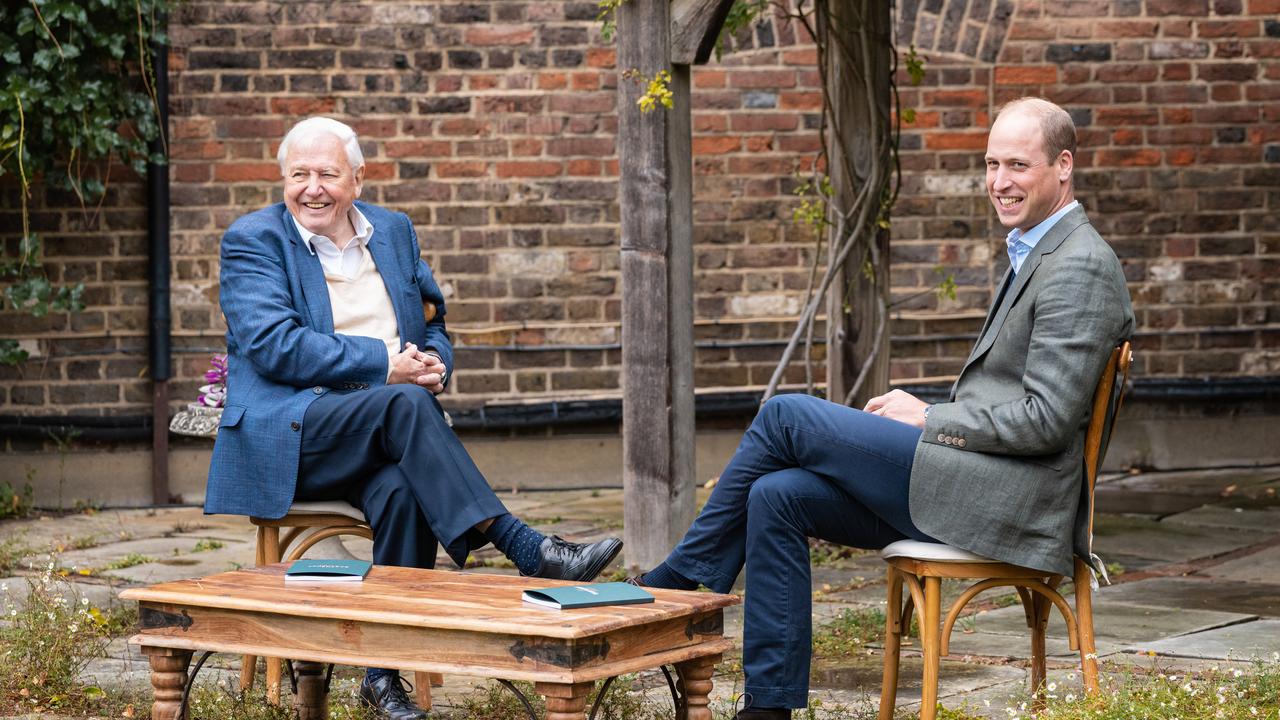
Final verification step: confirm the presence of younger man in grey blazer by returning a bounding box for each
[632,97,1135,719]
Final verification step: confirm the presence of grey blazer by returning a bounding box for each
[909,205,1134,576]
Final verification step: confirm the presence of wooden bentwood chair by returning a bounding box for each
[877,341,1132,720]
[240,302,444,708]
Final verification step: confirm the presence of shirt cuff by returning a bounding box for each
[385,346,396,383]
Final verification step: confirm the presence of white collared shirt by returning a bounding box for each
[291,207,375,279]
[1005,200,1079,274]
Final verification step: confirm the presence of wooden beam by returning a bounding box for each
[670,0,738,65]
[617,0,697,571]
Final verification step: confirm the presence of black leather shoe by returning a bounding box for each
[532,535,623,582]
[359,673,428,719]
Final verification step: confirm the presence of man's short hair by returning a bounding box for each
[276,117,365,174]
[995,97,1077,161]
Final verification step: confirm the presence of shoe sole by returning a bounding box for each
[570,538,623,582]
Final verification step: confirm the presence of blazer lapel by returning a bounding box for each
[958,206,1091,376]
[284,207,334,333]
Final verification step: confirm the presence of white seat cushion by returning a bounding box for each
[286,501,367,523]
[880,539,1000,563]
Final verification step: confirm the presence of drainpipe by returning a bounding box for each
[147,15,171,505]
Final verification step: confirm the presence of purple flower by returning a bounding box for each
[197,354,228,408]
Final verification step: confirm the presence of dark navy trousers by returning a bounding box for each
[666,393,933,709]
[294,385,506,569]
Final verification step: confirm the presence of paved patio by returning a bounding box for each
[1,464,1278,718]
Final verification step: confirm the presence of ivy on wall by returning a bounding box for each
[0,0,168,365]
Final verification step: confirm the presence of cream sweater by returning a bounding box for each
[325,248,401,363]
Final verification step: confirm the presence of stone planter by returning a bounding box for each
[169,403,222,439]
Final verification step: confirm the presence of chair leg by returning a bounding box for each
[878,567,904,720]
[920,576,942,720]
[260,526,283,705]
[413,671,434,710]
[1029,594,1050,700]
[242,526,272,693]
[1074,559,1100,693]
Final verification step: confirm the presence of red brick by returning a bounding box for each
[511,139,544,156]
[270,97,336,115]
[727,156,797,175]
[214,163,280,182]
[1197,20,1260,36]
[548,93,614,113]
[464,27,536,46]
[693,114,728,132]
[994,66,1058,85]
[385,140,452,158]
[538,72,568,89]
[925,132,989,150]
[729,114,798,132]
[1112,128,1144,145]
[1007,21,1056,40]
[1149,0,1209,15]
[566,159,601,176]
[363,162,394,180]
[1166,147,1198,165]
[692,136,741,154]
[1096,20,1161,37]
[694,70,727,88]
[923,89,988,107]
[436,162,489,178]
[782,49,817,65]
[1248,0,1280,11]
[496,161,562,178]
[1096,108,1161,125]
[727,70,797,89]
[470,76,500,91]
[170,141,225,160]
[779,91,822,110]
[584,48,615,68]
[744,136,773,153]
[1095,148,1163,166]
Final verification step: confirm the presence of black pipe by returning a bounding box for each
[3,376,1278,440]
[147,15,170,384]
[147,11,171,504]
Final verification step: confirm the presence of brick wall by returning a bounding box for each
[1,0,1277,426]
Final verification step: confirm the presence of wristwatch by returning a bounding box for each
[923,404,932,421]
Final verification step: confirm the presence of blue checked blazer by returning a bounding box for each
[205,201,451,519]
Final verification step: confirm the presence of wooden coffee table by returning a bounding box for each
[121,564,739,719]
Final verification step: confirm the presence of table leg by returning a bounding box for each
[142,646,192,720]
[675,654,720,720]
[535,680,593,720]
[293,661,329,720]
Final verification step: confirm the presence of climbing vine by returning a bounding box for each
[0,0,168,365]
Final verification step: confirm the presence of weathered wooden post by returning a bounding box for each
[616,0,735,571]
[824,0,893,407]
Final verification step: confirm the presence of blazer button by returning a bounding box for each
[313,386,324,394]
[936,433,946,443]
[290,421,300,431]
[957,438,967,448]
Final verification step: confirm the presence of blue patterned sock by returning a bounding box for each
[484,513,547,576]
[365,667,397,683]
[641,562,698,590]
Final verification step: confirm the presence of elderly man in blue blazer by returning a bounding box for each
[631,98,1135,719]
[207,117,621,720]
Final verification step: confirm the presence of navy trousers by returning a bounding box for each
[294,385,506,569]
[666,393,934,709]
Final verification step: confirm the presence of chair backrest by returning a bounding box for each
[1083,341,1133,536]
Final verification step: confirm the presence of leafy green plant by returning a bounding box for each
[811,607,886,658]
[0,536,32,575]
[0,478,35,520]
[191,538,225,553]
[102,552,153,571]
[1,0,168,365]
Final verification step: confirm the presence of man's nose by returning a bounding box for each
[303,173,322,195]
[991,167,1012,191]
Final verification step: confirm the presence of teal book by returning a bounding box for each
[521,582,655,610]
[285,558,372,583]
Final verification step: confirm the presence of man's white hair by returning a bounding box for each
[276,117,365,174]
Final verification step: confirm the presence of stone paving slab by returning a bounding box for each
[1197,544,1280,584]
[1124,618,1280,661]
[1090,514,1273,563]
[0,576,120,612]
[970,601,1254,644]
[51,535,254,584]
[1096,576,1280,617]
[944,629,1123,661]
[1163,505,1280,532]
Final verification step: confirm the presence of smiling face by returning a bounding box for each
[985,108,1074,233]
[282,133,364,242]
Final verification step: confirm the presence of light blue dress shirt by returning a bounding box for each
[1006,200,1079,274]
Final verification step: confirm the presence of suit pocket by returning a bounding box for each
[1025,451,1064,471]
[218,404,246,429]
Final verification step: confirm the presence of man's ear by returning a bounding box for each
[354,165,366,197]
[1057,150,1073,183]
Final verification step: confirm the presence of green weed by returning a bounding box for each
[0,477,34,520]
[0,536,32,575]
[103,552,154,571]
[192,539,225,553]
